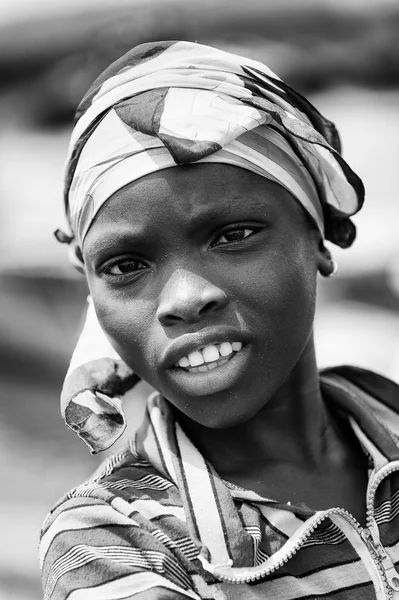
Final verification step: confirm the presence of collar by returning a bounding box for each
[133,371,399,570]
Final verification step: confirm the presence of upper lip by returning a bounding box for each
[162,327,249,368]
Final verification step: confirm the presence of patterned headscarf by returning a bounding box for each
[58,41,364,453]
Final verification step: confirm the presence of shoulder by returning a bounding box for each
[321,365,399,435]
[39,448,200,600]
[321,365,399,407]
[71,447,182,507]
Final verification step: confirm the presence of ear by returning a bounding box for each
[316,238,335,277]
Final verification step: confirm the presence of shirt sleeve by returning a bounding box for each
[39,496,201,600]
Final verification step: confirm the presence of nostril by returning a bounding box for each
[199,300,220,315]
[156,308,186,326]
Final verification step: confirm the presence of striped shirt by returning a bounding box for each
[40,367,399,599]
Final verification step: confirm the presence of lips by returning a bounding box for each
[160,328,251,396]
[162,328,249,369]
[166,342,250,397]
[175,341,243,372]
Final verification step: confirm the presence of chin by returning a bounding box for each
[170,392,268,431]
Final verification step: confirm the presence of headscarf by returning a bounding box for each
[57,41,364,453]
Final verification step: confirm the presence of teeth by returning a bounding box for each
[191,359,229,373]
[207,362,219,371]
[202,345,219,363]
[188,350,204,367]
[178,356,190,368]
[176,341,243,369]
[219,342,233,357]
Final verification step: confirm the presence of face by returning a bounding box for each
[83,164,322,429]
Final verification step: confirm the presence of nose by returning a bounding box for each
[156,269,228,326]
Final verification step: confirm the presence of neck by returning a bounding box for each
[175,339,336,480]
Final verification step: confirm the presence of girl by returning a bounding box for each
[40,41,399,600]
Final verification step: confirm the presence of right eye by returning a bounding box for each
[106,258,148,276]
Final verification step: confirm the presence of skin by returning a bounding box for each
[83,163,368,526]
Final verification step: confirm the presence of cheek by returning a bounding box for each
[238,242,317,381]
[236,241,317,325]
[90,287,158,378]
[234,244,317,403]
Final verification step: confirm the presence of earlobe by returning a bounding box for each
[325,259,339,278]
[317,240,337,278]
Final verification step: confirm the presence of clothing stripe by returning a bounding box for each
[227,139,323,228]
[258,505,307,539]
[70,476,174,499]
[302,524,346,548]
[151,530,199,561]
[234,558,371,600]
[146,393,177,482]
[65,298,123,374]
[41,498,105,537]
[375,490,399,525]
[243,525,261,560]
[375,488,399,516]
[127,444,153,468]
[323,376,399,461]
[97,475,174,492]
[67,571,201,600]
[159,87,265,143]
[40,503,140,568]
[238,128,321,221]
[90,450,131,481]
[228,488,276,503]
[349,419,389,471]
[386,539,399,565]
[45,545,193,600]
[173,423,232,565]
[255,548,270,566]
[170,425,202,547]
[128,498,186,522]
[329,514,386,599]
[70,67,252,152]
[206,462,236,561]
[149,419,171,480]
[355,388,399,441]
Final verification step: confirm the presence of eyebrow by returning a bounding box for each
[84,226,153,259]
[184,195,270,230]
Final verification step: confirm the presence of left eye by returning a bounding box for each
[214,227,256,246]
[107,259,146,275]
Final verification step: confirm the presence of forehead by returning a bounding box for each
[86,163,298,236]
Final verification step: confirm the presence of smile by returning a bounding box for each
[174,341,243,373]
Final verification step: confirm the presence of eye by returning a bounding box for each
[106,258,147,276]
[212,226,258,247]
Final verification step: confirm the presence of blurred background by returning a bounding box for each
[1,0,398,597]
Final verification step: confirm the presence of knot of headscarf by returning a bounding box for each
[58,41,364,453]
